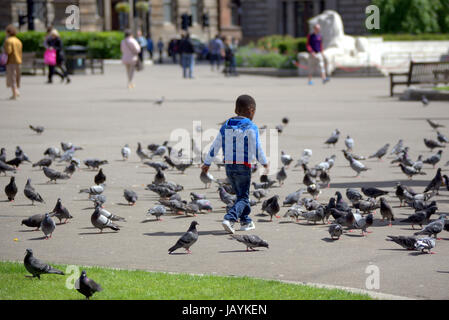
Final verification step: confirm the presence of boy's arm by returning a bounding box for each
[202,131,223,172]
[254,126,268,167]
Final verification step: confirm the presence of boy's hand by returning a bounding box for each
[201,164,210,173]
[263,164,269,175]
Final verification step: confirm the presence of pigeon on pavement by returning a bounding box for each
[91,207,120,233]
[5,176,17,201]
[329,223,343,240]
[345,136,354,151]
[423,150,443,168]
[24,178,44,205]
[379,197,395,226]
[324,129,340,147]
[84,159,108,170]
[230,234,269,251]
[41,213,56,239]
[29,125,44,134]
[424,138,445,150]
[168,221,199,254]
[400,206,438,229]
[21,214,45,231]
[121,144,131,160]
[414,215,446,239]
[361,187,389,198]
[50,198,73,224]
[94,169,106,185]
[0,160,17,175]
[427,119,445,130]
[262,195,280,221]
[32,157,52,168]
[369,143,390,160]
[24,249,64,279]
[147,205,166,221]
[123,189,138,205]
[43,166,70,183]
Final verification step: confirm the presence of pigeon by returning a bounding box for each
[175,161,192,173]
[386,235,418,250]
[15,146,31,162]
[200,171,214,188]
[95,204,126,222]
[41,213,56,239]
[123,189,138,205]
[283,189,303,206]
[136,142,151,161]
[152,168,166,185]
[324,129,340,147]
[342,150,366,161]
[276,167,287,186]
[150,144,169,159]
[284,204,305,221]
[421,95,429,106]
[158,199,187,214]
[436,131,448,144]
[94,169,106,185]
[390,140,404,155]
[146,184,177,198]
[361,187,388,198]
[43,146,61,159]
[61,142,83,152]
[348,156,369,177]
[90,194,106,207]
[329,223,343,240]
[414,237,436,254]
[414,215,446,239]
[163,155,177,169]
[29,125,44,134]
[64,160,79,176]
[43,166,70,183]
[230,234,269,251]
[352,212,374,236]
[424,138,445,150]
[444,175,449,191]
[121,144,131,160]
[303,198,321,211]
[379,197,395,226]
[369,143,389,160]
[24,178,44,205]
[307,183,321,200]
[84,159,108,170]
[168,221,199,254]
[294,149,312,167]
[253,189,268,202]
[193,199,213,212]
[147,205,166,221]
[261,195,280,221]
[170,193,182,201]
[21,213,45,230]
[75,270,103,299]
[154,96,165,105]
[24,249,64,279]
[399,163,426,179]
[353,198,379,215]
[400,206,438,229]
[144,161,169,171]
[282,117,289,125]
[6,156,25,168]
[319,170,331,188]
[335,191,350,211]
[91,207,120,233]
[423,150,443,168]
[280,151,293,167]
[32,157,52,168]
[275,124,283,134]
[0,160,17,175]
[5,176,17,201]
[0,147,6,162]
[79,184,105,197]
[301,207,326,224]
[218,186,236,206]
[345,136,354,151]
[58,147,76,163]
[411,155,423,172]
[427,119,445,130]
[333,210,355,228]
[346,188,363,204]
[424,168,443,194]
[190,192,206,201]
[50,198,73,224]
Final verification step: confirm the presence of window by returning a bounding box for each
[231,0,241,26]
[282,1,287,35]
[191,0,198,24]
[163,0,172,23]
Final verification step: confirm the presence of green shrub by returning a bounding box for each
[235,47,296,69]
[255,35,307,55]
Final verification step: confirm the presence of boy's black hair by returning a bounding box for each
[235,95,256,115]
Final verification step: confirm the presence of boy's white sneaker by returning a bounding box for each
[240,221,256,231]
[222,220,235,234]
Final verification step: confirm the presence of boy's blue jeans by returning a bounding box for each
[224,164,252,225]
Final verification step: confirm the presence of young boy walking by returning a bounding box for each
[201,95,268,234]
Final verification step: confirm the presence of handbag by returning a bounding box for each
[44,48,57,66]
[0,53,7,66]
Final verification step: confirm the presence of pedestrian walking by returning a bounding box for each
[202,95,269,234]
[45,29,70,84]
[209,35,225,71]
[157,38,164,63]
[2,24,22,100]
[146,35,153,60]
[306,24,329,85]
[179,33,195,79]
[120,29,141,89]
[224,37,237,76]
[136,30,147,70]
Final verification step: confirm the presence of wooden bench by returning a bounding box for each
[86,58,104,74]
[389,61,449,96]
[19,52,46,75]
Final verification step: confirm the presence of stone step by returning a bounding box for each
[331,66,386,77]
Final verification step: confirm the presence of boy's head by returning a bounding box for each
[235,95,256,120]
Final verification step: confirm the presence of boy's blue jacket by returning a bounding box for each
[204,116,268,167]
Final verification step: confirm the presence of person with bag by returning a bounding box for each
[45,29,70,84]
[179,33,195,79]
[120,30,141,89]
[2,24,22,100]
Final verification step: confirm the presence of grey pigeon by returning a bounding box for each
[190,192,206,201]
[75,270,103,299]
[276,166,287,186]
[61,142,83,152]
[123,189,138,205]
[345,135,354,151]
[424,138,445,150]
[284,204,305,221]
[94,168,106,185]
[79,184,105,196]
[175,161,193,173]
[95,204,126,222]
[423,150,443,168]
[168,221,199,254]
[0,148,6,162]
[414,237,436,254]
[348,156,369,177]
[346,188,363,204]
[0,160,17,175]
[307,183,321,200]
[89,194,106,207]
[379,197,395,226]
[91,207,120,233]
[43,166,70,183]
[29,125,44,134]
[437,131,448,144]
[194,199,213,212]
[424,168,443,194]
[44,146,61,159]
[64,160,78,176]
[21,213,45,230]
[414,215,446,238]
[421,95,429,106]
[319,170,331,188]
[24,249,64,279]
[146,184,177,198]
[361,187,388,198]
[399,163,426,179]
[386,235,417,250]
[5,176,17,201]
[24,178,44,205]
[153,168,166,184]
[144,161,169,171]
[427,119,444,130]
[283,189,303,206]
[352,212,373,236]
[280,151,293,167]
[369,143,390,160]
[301,207,325,224]
[230,234,269,251]
[50,198,73,224]
[218,186,236,206]
[154,96,165,105]
[390,139,404,155]
[121,144,131,160]
[354,198,379,215]
[324,129,340,147]
[32,157,52,168]
[400,206,438,229]
[136,142,151,161]
[329,223,343,240]
[262,195,280,221]
[147,205,166,221]
[41,213,56,239]
[84,158,108,170]
[200,171,214,188]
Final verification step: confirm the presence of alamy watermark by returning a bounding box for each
[65,5,80,30]
[365,5,380,30]
[365,263,380,290]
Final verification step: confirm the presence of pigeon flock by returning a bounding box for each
[2,114,449,299]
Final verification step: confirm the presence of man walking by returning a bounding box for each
[202,95,268,233]
[306,24,329,85]
[179,33,195,79]
[209,35,224,71]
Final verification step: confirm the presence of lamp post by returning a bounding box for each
[128,0,135,35]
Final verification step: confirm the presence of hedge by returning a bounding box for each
[0,31,124,59]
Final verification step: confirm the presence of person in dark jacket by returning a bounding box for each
[179,33,195,79]
[46,29,70,84]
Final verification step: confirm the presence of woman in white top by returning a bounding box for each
[120,30,141,89]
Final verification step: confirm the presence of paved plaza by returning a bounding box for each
[1,63,448,299]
